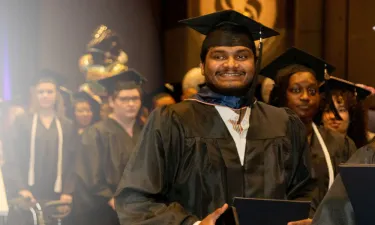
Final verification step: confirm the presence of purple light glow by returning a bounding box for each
[2,33,11,101]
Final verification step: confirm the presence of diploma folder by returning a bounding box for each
[340,164,375,225]
[231,197,310,225]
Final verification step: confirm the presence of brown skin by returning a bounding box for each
[200,46,255,96]
[200,204,228,225]
[286,72,320,135]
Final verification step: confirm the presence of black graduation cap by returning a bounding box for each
[233,197,310,225]
[97,69,147,95]
[179,10,279,40]
[260,47,336,82]
[74,91,101,106]
[319,76,371,100]
[340,164,375,225]
[31,69,65,87]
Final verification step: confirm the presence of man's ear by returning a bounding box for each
[200,62,204,76]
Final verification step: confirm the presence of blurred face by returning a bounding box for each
[261,77,275,103]
[36,82,57,110]
[201,46,255,96]
[322,95,350,134]
[75,101,93,127]
[286,72,320,122]
[154,95,176,108]
[110,88,141,120]
[181,88,198,101]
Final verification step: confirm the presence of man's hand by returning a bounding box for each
[58,194,72,214]
[200,204,228,225]
[108,197,115,210]
[60,194,73,203]
[19,190,35,202]
[288,218,312,225]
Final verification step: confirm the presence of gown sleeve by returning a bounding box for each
[114,106,199,225]
[283,108,312,200]
[2,115,28,194]
[77,125,114,200]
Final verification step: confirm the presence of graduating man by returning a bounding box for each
[74,69,145,225]
[115,10,311,225]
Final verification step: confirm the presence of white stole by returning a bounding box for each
[312,123,334,188]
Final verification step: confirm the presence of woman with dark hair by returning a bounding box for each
[2,70,77,225]
[72,91,101,135]
[320,76,373,148]
[262,48,356,223]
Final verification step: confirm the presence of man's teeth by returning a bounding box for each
[220,73,243,76]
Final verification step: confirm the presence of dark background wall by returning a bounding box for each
[0,0,163,100]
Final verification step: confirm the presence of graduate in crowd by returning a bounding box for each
[74,69,145,225]
[151,84,177,109]
[311,140,375,225]
[115,10,311,225]
[320,76,373,148]
[263,48,356,223]
[72,91,101,135]
[2,70,77,224]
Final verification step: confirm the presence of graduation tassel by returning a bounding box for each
[324,67,342,121]
[245,28,263,107]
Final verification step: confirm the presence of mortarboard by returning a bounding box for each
[319,76,371,100]
[260,47,336,82]
[179,10,279,40]
[180,10,280,107]
[233,197,310,225]
[73,91,101,109]
[340,164,375,225]
[97,69,147,96]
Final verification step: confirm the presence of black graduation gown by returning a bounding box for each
[311,142,375,225]
[307,127,356,216]
[115,100,311,225]
[2,114,77,200]
[74,118,142,225]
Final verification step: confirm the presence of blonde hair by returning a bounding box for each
[29,84,65,118]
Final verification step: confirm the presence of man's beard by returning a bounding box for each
[206,81,252,97]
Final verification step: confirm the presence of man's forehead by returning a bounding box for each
[117,88,140,97]
[208,46,253,53]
